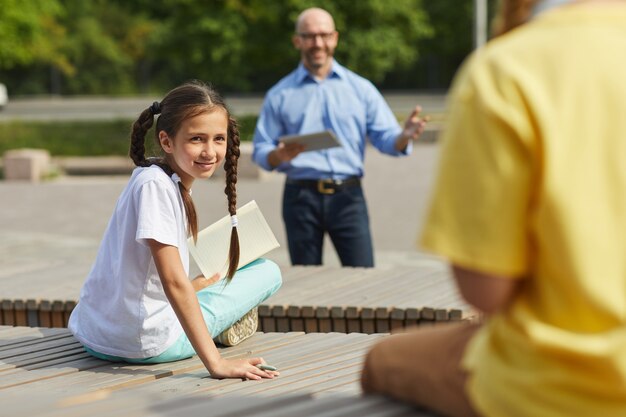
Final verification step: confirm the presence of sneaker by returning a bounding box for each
[215,307,258,346]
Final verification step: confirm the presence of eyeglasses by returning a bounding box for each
[297,32,336,42]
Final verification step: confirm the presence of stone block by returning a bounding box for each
[3,149,51,182]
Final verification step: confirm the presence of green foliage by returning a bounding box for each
[54,0,157,94]
[0,0,503,94]
[0,0,64,69]
[146,0,251,90]
[0,119,133,156]
[416,0,476,88]
[0,115,258,156]
[144,0,432,90]
[333,0,432,82]
[382,0,499,89]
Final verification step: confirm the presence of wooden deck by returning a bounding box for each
[0,326,434,416]
[0,263,474,332]
[7,392,434,416]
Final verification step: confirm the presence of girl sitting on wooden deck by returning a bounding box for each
[69,81,281,380]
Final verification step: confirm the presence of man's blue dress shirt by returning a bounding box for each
[252,60,411,180]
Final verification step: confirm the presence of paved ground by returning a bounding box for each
[0,92,447,121]
[0,142,444,300]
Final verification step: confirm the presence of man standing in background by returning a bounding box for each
[252,7,427,267]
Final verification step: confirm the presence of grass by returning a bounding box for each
[0,115,259,157]
[0,112,442,157]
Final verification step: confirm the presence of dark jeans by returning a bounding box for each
[282,182,374,267]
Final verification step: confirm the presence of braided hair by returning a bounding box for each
[224,115,240,280]
[129,80,241,281]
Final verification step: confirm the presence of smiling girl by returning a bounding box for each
[69,81,282,380]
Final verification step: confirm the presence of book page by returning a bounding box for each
[188,200,280,279]
[279,130,341,152]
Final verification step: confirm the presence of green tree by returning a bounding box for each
[382,0,501,89]
[1,0,451,95]
[147,0,432,92]
[56,0,157,94]
[0,0,66,70]
[143,0,251,91]
[332,0,432,83]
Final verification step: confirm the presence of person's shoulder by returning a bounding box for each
[133,164,167,181]
[131,165,176,191]
[470,14,558,74]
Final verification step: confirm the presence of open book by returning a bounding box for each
[188,200,280,279]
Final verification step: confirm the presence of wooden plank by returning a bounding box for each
[301,306,317,333]
[13,300,27,327]
[287,306,303,332]
[0,262,472,334]
[449,309,463,321]
[166,395,316,417]
[3,390,432,417]
[0,334,78,360]
[111,333,369,397]
[39,300,52,328]
[190,333,379,398]
[276,317,290,332]
[51,301,65,328]
[330,306,346,333]
[0,343,85,372]
[272,305,290,333]
[206,345,377,398]
[389,308,405,333]
[346,320,360,333]
[303,318,317,333]
[435,309,449,322]
[280,268,448,310]
[272,268,366,304]
[315,307,332,333]
[258,304,272,318]
[1,300,15,326]
[111,333,316,398]
[375,307,390,333]
[345,306,360,333]
[0,355,102,390]
[0,330,430,417]
[26,299,39,327]
[3,332,305,397]
[64,301,77,327]
[420,307,435,322]
[405,308,420,328]
[0,328,68,350]
[257,305,275,332]
[360,308,375,334]
[57,333,308,395]
[260,317,276,332]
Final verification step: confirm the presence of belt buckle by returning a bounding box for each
[317,179,336,195]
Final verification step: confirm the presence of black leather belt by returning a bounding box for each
[286,177,361,195]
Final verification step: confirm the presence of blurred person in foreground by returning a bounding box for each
[361,0,626,416]
[252,7,427,267]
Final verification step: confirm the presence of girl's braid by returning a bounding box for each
[129,107,156,167]
[224,116,241,280]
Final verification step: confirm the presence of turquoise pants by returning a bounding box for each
[84,258,281,363]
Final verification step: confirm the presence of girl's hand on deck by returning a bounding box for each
[209,357,280,380]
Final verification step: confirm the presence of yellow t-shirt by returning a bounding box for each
[421,4,626,417]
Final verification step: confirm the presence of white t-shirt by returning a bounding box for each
[69,165,188,358]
